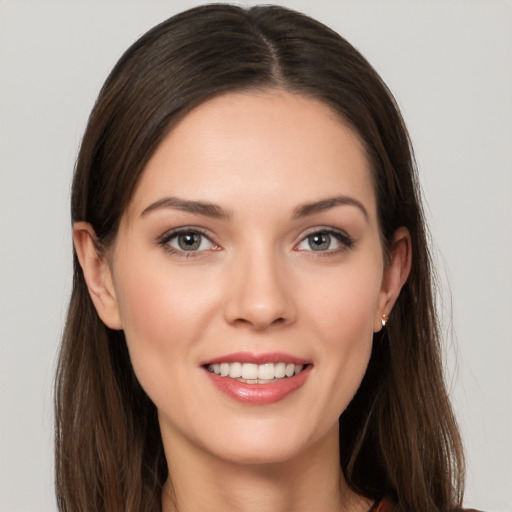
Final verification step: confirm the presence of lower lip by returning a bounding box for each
[204,366,311,405]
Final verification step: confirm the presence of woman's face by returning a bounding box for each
[106,91,393,465]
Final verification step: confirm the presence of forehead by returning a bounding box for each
[125,90,376,221]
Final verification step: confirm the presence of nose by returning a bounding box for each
[223,247,296,331]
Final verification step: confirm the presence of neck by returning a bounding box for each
[161,424,371,512]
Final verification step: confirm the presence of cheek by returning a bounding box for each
[112,258,220,382]
[299,258,382,401]
[320,285,377,383]
[303,259,382,341]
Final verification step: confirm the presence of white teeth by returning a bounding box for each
[220,363,229,377]
[241,363,258,380]
[207,362,306,381]
[274,362,286,378]
[228,362,242,378]
[258,363,274,380]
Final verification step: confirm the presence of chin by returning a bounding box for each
[207,441,307,467]
[195,416,336,467]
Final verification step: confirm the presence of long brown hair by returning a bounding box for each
[55,4,464,511]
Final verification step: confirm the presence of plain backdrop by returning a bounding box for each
[0,1,511,511]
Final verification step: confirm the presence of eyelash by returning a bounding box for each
[157,227,355,258]
[295,228,355,255]
[158,228,217,258]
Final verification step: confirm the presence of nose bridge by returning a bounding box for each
[224,239,295,330]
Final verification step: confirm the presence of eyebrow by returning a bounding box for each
[140,194,368,222]
[140,196,232,220]
[292,196,369,221]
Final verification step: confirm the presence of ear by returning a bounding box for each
[73,222,123,330]
[374,227,412,332]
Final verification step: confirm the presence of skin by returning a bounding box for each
[74,90,411,512]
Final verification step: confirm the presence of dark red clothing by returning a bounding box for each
[371,498,481,511]
[371,499,395,512]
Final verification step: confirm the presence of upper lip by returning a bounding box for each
[201,351,311,366]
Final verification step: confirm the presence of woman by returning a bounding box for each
[55,4,470,511]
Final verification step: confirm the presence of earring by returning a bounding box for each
[381,313,389,327]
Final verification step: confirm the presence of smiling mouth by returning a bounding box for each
[206,362,307,384]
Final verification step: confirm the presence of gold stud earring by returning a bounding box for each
[381,313,389,327]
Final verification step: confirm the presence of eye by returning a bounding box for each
[161,229,215,254]
[296,229,353,253]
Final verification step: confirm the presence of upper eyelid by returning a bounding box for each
[298,226,352,240]
[159,226,214,241]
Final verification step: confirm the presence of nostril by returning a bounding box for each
[231,315,287,330]
[223,270,296,329]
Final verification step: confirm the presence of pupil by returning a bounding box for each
[309,233,330,251]
[178,232,200,250]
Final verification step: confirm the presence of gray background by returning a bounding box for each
[1,1,511,510]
